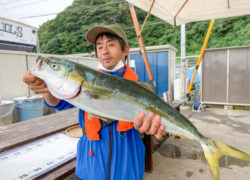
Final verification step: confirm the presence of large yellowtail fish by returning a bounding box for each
[32,56,250,180]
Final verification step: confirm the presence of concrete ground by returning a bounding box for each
[144,108,250,180]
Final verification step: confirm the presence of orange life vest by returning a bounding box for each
[85,64,138,140]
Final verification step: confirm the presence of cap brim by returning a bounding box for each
[86,26,121,44]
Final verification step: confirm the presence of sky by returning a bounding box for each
[0,0,74,28]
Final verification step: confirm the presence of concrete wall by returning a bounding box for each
[0,50,99,100]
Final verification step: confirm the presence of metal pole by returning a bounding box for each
[186,19,215,98]
[138,0,156,37]
[25,54,31,98]
[181,24,186,106]
[129,3,156,92]
[128,3,154,173]
[36,34,40,53]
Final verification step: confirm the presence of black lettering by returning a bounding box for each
[2,23,8,32]
[25,147,32,151]
[14,151,21,155]
[16,26,23,37]
[0,23,19,36]
[0,23,4,31]
[33,167,42,172]
[9,24,17,35]
[0,156,8,160]
[0,21,23,37]
[46,161,54,165]
[18,174,28,179]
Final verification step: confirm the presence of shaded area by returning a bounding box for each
[158,143,250,168]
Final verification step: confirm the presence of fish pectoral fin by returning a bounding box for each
[98,116,116,123]
[83,90,110,100]
[89,113,116,123]
[135,82,154,93]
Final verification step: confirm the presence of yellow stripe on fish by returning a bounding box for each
[69,73,84,84]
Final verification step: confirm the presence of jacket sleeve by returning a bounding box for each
[44,99,75,111]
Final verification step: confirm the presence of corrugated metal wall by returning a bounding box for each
[1,45,177,100]
[202,49,227,103]
[129,45,176,98]
[201,46,250,106]
[0,50,99,100]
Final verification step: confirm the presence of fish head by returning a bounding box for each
[32,56,83,100]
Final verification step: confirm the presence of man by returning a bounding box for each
[23,24,164,180]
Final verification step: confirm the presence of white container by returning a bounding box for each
[174,79,181,101]
[0,100,15,126]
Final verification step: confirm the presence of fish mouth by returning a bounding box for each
[67,85,82,100]
[36,56,45,70]
[47,83,82,100]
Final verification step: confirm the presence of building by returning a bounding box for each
[0,7,38,52]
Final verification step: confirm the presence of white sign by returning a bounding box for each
[0,133,79,180]
[0,18,37,46]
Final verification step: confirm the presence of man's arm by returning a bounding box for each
[23,71,60,106]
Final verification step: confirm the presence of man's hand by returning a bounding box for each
[23,71,60,106]
[134,112,165,139]
[23,71,49,94]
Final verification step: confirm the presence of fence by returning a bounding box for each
[0,50,99,100]
[175,55,200,103]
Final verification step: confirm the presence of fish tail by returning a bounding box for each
[201,138,250,180]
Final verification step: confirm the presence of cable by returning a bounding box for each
[20,1,126,19]
[2,0,26,5]
[123,21,166,30]
[39,21,167,43]
[6,0,50,10]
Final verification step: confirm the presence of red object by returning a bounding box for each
[89,149,93,156]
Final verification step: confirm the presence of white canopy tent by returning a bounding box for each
[0,7,38,52]
[126,0,250,105]
[126,0,250,25]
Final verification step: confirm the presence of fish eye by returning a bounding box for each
[50,63,58,70]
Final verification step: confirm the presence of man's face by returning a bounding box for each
[96,35,129,70]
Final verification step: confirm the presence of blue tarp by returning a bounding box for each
[187,67,200,85]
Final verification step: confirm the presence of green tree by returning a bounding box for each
[38,0,250,56]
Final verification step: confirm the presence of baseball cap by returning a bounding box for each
[85,24,128,45]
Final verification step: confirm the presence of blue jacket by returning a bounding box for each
[44,67,145,180]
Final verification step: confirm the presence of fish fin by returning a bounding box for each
[83,90,100,99]
[96,115,115,123]
[170,132,192,139]
[201,138,250,180]
[135,82,154,93]
[89,113,115,123]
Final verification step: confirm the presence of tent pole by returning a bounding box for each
[138,0,156,37]
[129,3,156,92]
[36,36,40,53]
[129,3,154,173]
[186,19,215,98]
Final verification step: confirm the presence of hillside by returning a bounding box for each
[38,0,250,56]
